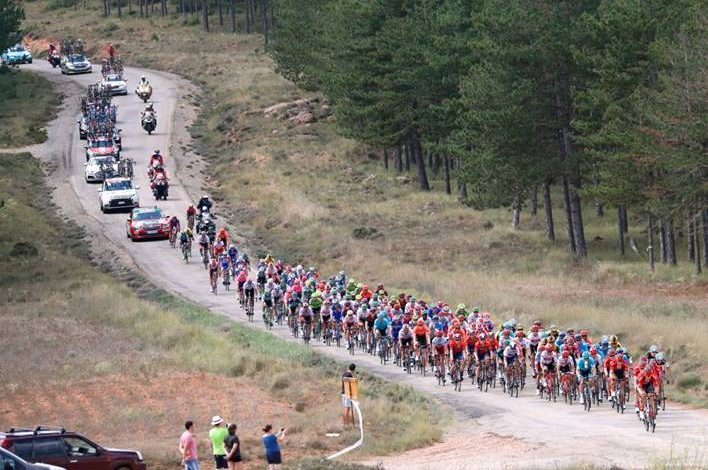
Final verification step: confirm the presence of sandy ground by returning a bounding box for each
[15,61,708,470]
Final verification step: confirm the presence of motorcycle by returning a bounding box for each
[136,83,153,103]
[152,176,169,200]
[196,213,216,236]
[48,52,60,68]
[113,129,122,151]
[141,112,157,135]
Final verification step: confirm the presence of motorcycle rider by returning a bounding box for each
[149,149,164,168]
[141,103,157,126]
[197,194,213,214]
[152,172,168,197]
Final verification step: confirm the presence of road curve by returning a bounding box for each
[21,62,708,470]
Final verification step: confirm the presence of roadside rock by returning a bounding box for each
[396,175,410,184]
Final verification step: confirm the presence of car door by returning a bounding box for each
[0,450,27,470]
[30,437,67,468]
[62,437,105,470]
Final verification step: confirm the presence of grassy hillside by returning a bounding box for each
[0,152,443,467]
[0,68,60,147]
[21,2,707,406]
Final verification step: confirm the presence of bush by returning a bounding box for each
[678,374,702,389]
[46,0,80,10]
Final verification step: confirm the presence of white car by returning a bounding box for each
[84,155,118,183]
[98,177,140,213]
[101,73,128,95]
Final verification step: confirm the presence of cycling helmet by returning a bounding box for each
[580,329,588,337]
[504,340,511,347]
[562,350,570,358]
[154,149,160,154]
[517,325,524,331]
[590,347,597,355]
[649,345,658,354]
[377,312,386,319]
[617,347,625,355]
[574,334,582,342]
[601,338,609,346]
[582,351,590,359]
[416,319,424,326]
[478,333,486,341]
[473,307,480,313]
[545,345,553,352]
[435,330,443,338]
[457,303,466,311]
[202,206,208,212]
[608,349,616,357]
[533,320,542,327]
[610,335,618,342]
[530,325,539,332]
[559,331,567,339]
[502,329,511,337]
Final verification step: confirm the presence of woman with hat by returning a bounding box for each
[209,415,228,469]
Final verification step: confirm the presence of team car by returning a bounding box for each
[126,207,171,241]
[84,155,118,183]
[100,73,128,95]
[60,54,92,74]
[98,177,139,213]
[85,136,119,161]
[1,45,32,65]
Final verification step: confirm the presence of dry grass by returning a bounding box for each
[0,68,60,147]
[21,2,708,406]
[0,152,443,467]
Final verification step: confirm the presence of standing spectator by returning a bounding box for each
[179,420,199,470]
[341,363,356,427]
[224,423,242,470]
[209,415,228,469]
[261,424,286,469]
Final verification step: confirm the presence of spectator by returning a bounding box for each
[224,423,242,470]
[262,424,286,470]
[341,363,356,427]
[179,420,199,470]
[209,415,228,469]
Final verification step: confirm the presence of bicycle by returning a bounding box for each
[346,327,356,355]
[451,357,464,392]
[643,392,657,432]
[263,304,273,330]
[181,240,191,263]
[418,344,429,376]
[302,321,312,345]
[561,372,575,405]
[542,369,557,402]
[378,335,390,364]
[506,362,521,398]
[580,376,593,412]
[222,270,231,292]
[209,270,218,295]
[200,246,209,270]
[614,379,627,414]
[246,293,255,322]
[435,353,447,386]
[169,227,178,249]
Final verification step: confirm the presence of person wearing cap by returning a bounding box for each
[209,415,228,469]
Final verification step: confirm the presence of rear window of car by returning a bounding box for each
[33,438,66,458]
[10,440,33,460]
[105,180,132,191]
[134,210,162,221]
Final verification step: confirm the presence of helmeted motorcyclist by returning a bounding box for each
[149,149,164,168]
[141,103,156,122]
[197,194,212,213]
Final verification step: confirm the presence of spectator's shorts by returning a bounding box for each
[266,451,282,465]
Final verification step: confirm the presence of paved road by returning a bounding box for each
[22,62,708,469]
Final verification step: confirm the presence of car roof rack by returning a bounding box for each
[6,427,34,434]
[34,426,66,435]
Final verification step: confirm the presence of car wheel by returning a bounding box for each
[28,58,32,64]
[100,203,105,213]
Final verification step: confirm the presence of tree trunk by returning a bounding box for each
[530,185,538,216]
[261,0,269,44]
[695,214,703,275]
[688,214,696,262]
[562,176,576,255]
[543,179,555,241]
[427,151,433,169]
[117,0,122,17]
[443,155,451,195]
[617,207,625,256]
[404,142,411,172]
[667,218,677,266]
[128,0,132,14]
[409,132,430,191]
[648,212,655,273]
[702,209,708,268]
[218,0,224,26]
[395,146,403,173]
[139,0,144,17]
[596,202,604,217]
[245,0,252,33]
[433,154,441,176]
[202,0,209,31]
[457,158,467,201]
[512,195,521,230]
[383,148,389,171]
[659,219,668,264]
[620,206,628,233]
[569,177,587,258]
[230,0,236,32]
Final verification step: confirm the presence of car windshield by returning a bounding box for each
[105,180,133,191]
[69,54,85,63]
[134,210,163,221]
[93,140,113,148]
[91,157,114,165]
[106,75,123,82]
[11,46,25,52]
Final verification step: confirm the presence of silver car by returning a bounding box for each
[84,155,118,183]
[0,447,65,470]
[101,74,128,95]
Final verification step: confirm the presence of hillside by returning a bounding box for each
[19,0,708,407]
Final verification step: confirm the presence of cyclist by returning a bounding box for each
[343,310,358,346]
[413,318,430,361]
[374,312,391,356]
[243,277,256,311]
[299,301,314,340]
[399,323,414,366]
[636,363,660,421]
[208,257,219,294]
[432,330,448,372]
[605,349,628,403]
[448,333,467,382]
[197,194,212,213]
[179,227,193,247]
[227,243,238,266]
[502,339,521,387]
[539,345,557,395]
[198,231,210,260]
[236,269,248,301]
[474,332,493,379]
[576,351,596,404]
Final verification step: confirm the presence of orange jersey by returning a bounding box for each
[449,339,466,353]
[413,325,429,338]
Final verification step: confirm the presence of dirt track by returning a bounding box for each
[21,62,708,469]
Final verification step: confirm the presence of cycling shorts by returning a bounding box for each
[452,351,464,362]
[559,365,571,374]
[321,314,331,324]
[375,328,388,337]
[578,369,592,378]
[477,350,490,362]
[505,355,517,365]
[613,369,626,380]
[263,298,273,307]
[641,382,655,394]
[238,281,245,290]
[416,336,428,348]
[401,337,413,348]
[543,363,556,373]
[244,288,255,299]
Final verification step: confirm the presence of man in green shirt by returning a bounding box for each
[209,415,228,469]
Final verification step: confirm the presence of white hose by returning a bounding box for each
[326,400,364,460]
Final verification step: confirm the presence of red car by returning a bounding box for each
[85,136,119,162]
[126,207,170,241]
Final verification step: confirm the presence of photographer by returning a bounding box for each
[261,424,286,469]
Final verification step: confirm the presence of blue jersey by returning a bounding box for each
[332,306,343,322]
[374,317,390,331]
[577,357,595,374]
[391,319,403,339]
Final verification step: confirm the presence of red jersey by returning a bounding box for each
[413,325,429,339]
[474,340,492,354]
[449,339,465,354]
